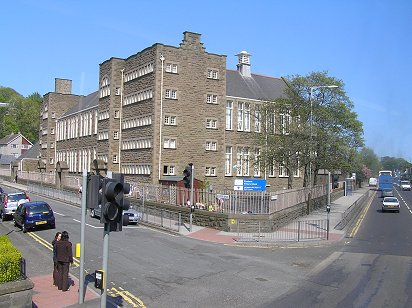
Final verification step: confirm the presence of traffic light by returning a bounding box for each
[183,164,192,188]
[87,175,102,209]
[100,173,130,231]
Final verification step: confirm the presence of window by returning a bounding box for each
[254,148,261,177]
[165,63,178,73]
[113,155,118,163]
[50,143,54,149]
[205,166,216,176]
[206,119,217,129]
[206,141,217,151]
[226,101,233,130]
[279,163,289,177]
[163,165,175,175]
[113,131,119,140]
[206,94,218,104]
[100,76,110,98]
[124,63,154,82]
[280,111,291,134]
[164,115,177,125]
[254,105,261,132]
[237,102,250,131]
[51,112,56,119]
[49,158,54,165]
[236,147,250,176]
[163,138,176,149]
[207,69,218,79]
[114,110,120,118]
[165,89,177,99]
[268,113,276,134]
[225,146,233,176]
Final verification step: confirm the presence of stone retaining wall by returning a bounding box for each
[0,278,34,308]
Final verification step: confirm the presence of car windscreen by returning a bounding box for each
[28,204,50,214]
[8,193,28,201]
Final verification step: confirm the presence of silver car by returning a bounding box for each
[0,192,30,221]
[382,197,400,213]
[90,205,142,224]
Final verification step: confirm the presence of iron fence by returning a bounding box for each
[134,203,181,232]
[235,219,328,243]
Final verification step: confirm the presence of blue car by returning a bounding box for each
[13,201,56,233]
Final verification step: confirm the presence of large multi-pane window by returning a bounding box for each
[254,148,261,177]
[236,147,250,176]
[100,77,110,98]
[280,112,291,134]
[279,162,288,177]
[237,102,250,131]
[226,101,233,130]
[225,146,233,176]
[254,105,261,132]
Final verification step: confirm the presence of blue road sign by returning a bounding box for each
[234,179,267,191]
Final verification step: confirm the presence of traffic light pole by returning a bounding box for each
[189,164,194,232]
[78,170,87,304]
[101,223,110,308]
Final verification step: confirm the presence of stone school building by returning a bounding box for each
[39,31,303,191]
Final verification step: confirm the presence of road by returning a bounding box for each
[1,186,338,308]
[4,185,412,307]
[265,187,412,308]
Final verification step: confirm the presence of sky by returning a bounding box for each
[1,0,411,161]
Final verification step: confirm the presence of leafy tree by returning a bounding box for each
[254,71,364,188]
[359,147,382,177]
[0,87,42,143]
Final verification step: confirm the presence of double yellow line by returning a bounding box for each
[27,232,146,307]
[348,190,376,238]
[27,232,80,267]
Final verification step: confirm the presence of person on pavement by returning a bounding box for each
[55,230,73,291]
[52,232,62,286]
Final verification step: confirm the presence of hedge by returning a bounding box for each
[0,235,22,283]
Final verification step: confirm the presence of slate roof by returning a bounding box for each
[226,69,286,101]
[61,91,99,118]
[0,154,17,165]
[16,142,40,160]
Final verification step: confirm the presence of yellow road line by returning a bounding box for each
[108,286,146,308]
[27,233,144,306]
[348,191,375,238]
[27,232,80,267]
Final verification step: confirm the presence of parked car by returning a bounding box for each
[90,204,142,225]
[13,201,56,233]
[382,197,400,213]
[0,191,30,221]
[400,181,411,191]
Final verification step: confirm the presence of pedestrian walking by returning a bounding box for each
[14,173,17,183]
[55,230,73,291]
[78,185,82,199]
[52,232,62,286]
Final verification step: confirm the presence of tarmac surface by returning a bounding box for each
[0,180,371,307]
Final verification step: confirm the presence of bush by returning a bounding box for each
[0,235,22,283]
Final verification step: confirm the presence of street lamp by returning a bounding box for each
[308,85,338,191]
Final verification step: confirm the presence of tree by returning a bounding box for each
[359,147,382,177]
[254,71,364,188]
[0,87,42,143]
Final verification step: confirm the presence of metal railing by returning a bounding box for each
[28,184,81,205]
[14,170,340,215]
[135,203,182,233]
[335,189,371,230]
[235,219,328,243]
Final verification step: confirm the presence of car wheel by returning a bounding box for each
[50,223,56,229]
[22,223,27,233]
[0,212,4,222]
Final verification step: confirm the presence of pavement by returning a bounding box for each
[0,179,371,307]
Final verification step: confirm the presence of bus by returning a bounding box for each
[378,170,393,193]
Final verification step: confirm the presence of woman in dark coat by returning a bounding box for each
[55,230,73,291]
[52,232,62,286]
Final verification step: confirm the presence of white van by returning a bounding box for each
[369,178,378,187]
